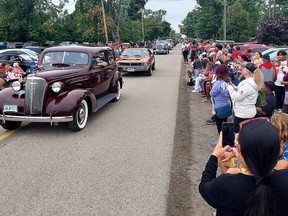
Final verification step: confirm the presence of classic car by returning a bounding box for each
[153,42,169,55]
[116,48,155,76]
[0,46,123,131]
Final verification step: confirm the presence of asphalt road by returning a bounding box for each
[0,47,182,216]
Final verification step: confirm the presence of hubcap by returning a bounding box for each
[78,104,86,125]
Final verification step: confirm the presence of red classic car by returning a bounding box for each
[0,46,123,131]
[116,48,155,76]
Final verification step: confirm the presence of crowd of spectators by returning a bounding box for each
[182,39,288,216]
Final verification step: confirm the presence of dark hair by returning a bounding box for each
[240,54,249,62]
[264,81,275,92]
[277,50,287,56]
[239,120,280,216]
[246,49,252,53]
[236,46,240,51]
[1,62,8,67]
[217,44,223,50]
[215,64,229,80]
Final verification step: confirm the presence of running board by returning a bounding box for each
[93,93,117,112]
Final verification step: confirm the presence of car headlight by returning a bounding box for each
[51,82,63,93]
[12,81,21,91]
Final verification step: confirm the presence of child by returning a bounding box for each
[272,113,288,170]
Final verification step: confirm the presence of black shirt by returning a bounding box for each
[256,93,276,118]
[199,155,288,216]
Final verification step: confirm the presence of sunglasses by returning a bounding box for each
[239,117,270,130]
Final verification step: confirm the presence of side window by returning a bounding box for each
[0,55,9,61]
[93,51,108,67]
[108,50,115,63]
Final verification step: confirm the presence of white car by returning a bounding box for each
[262,47,288,61]
[0,48,38,60]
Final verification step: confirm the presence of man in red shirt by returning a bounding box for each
[231,46,242,58]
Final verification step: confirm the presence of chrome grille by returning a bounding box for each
[24,77,47,115]
[157,44,163,49]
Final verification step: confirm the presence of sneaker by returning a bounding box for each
[206,119,216,125]
[211,139,219,147]
[191,90,199,93]
[201,98,209,103]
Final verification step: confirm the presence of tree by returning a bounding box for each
[226,0,253,41]
[256,16,288,45]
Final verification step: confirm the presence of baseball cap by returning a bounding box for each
[245,63,258,73]
[262,54,271,62]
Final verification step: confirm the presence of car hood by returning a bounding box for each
[32,66,88,82]
[117,56,149,62]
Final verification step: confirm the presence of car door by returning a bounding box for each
[91,53,106,97]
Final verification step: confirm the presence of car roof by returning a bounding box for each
[0,48,35,53]
[42,45,111,54]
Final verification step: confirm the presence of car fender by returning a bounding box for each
[45,89,96,116]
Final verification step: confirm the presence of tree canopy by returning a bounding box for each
[180,0,288,44]
[0,0,174,44]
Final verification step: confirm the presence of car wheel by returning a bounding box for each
[145,67,152,76]
[112,80,121,102]
[1,121,22,130]
[68,99,88,131]
[152,62,155,71]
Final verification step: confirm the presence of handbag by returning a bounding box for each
[215,103,232,119]
[285,91,288,105]
[256,90,267,107]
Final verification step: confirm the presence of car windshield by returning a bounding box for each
[19,54,34,61]
[24,49,38,56]
[42,51,89,65]
[122,49,149,57]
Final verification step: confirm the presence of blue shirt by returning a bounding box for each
[280,142,288,161]
[210,80,230,108]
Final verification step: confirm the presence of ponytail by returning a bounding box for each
[252,68,263,89]
[239,119,280,216]
[244,184,278,216]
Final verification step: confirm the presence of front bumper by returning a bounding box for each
[153,49,168,53]
[118,65,147,72]
[0,113,73,125]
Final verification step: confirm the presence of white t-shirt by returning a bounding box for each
[275,60,288,87]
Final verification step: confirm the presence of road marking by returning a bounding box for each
[0,122,30,141]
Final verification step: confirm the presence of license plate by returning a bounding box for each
[127,67,135,72]
[3,105,18,112]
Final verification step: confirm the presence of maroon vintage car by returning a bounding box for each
[0,46,123,131]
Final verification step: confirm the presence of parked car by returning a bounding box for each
[43,41,58,47]
[239,44,273,54]
[116,48,155,76]
[6,42,24,49]
[0,46,123,131]
[25,46,46,54]
[23,41,39,47]
[153,42,169,55]
[262,47,288,61]
[0,52,37,72]
[0,41,7,50]
[0,48,38,60]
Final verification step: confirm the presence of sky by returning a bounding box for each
[145,0,197,32]
[59,0,198,33]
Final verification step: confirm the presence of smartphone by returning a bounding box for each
[222,122,235,147]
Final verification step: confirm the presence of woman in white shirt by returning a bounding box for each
[273,50,287,111]
[227,63,264,132]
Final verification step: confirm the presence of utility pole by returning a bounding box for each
[223,0,227,43]
[269,0,272,18]
[141,8,145,41]
[101,0,109,45]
